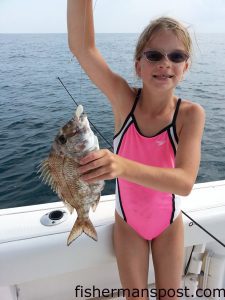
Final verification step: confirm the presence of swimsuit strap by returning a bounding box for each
[129,89,181,129]
[130,88,142,115]
[131,90,181,124]
[172,98,182,125]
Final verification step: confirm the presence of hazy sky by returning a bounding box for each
[1,0,225,33]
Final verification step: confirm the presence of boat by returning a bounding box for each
[0,180,225,300]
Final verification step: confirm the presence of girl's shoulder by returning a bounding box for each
[179,99,205,120]
[176,99,205,137]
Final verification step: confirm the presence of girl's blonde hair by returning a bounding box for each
[134,17,192,62]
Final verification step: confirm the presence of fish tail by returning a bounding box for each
[67,217,97,246]
[91,195,100,212]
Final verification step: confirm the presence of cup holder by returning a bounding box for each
[40,209,68,226]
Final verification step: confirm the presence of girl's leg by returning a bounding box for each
[113,211,150,300]
[151,213,184,300]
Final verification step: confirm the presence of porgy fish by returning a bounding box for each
[38,105,105,245]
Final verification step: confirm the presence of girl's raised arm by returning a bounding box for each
[67,0,132,106]
[67,0,95,54]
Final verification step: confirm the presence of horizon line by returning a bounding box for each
[1,31,225,34]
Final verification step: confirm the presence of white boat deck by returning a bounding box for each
[0,180,225,300]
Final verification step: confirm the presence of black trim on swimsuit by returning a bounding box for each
[172,98,181,144]
[113,88,141,140]
[125,88,182,140]
[132,114,173,138]
[167,128,177,156]
[116,178,127,222]
[170,194,176,224]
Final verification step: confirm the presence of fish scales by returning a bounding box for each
[38,105,105,245]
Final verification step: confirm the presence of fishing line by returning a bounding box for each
[59,0,113,150]
[78,0,87,98]
[79,0,98,100]
[57,77,113,151]
[182,210,225,248]
[93,0,98,10]
[57,77,79,107]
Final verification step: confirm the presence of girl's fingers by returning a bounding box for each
[79,149,109,165]
[78,149,120,182]
[78,149,112,174]
[78,155,107,174]
[83,175,110,183]
[80,166,107,181]
[82,172,114,183]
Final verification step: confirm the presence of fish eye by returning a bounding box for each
[80,112,86,119]
[58,135,67,144]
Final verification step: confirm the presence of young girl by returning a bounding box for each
[67,1,205,299]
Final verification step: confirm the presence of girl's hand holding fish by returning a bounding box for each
[79,149,125,183]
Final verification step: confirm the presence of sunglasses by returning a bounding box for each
[142,49,189,63]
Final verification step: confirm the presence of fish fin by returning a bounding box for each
[91,195,100,212]
[38,157,64,201]
[67,217,97,246]
[37,159,49,176]
[64,201,74,214]
[38,159,55,187]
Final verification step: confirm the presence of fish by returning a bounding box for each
[38,105,105,245]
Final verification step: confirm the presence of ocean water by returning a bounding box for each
[0,33,225,209]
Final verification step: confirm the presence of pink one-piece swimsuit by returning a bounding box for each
[113,88,182,240]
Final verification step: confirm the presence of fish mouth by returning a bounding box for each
[73,112,87,122]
